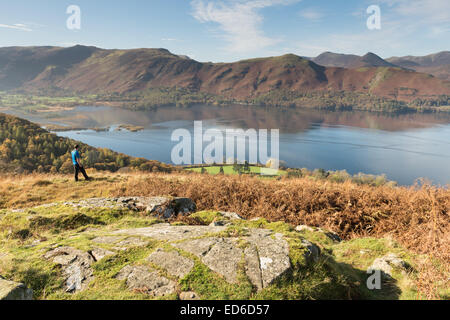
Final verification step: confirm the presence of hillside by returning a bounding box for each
[0,112,174,174]
[0,46,449,111]
[386,51,450,81]
[0,171,448,300]
[312,52,398,69]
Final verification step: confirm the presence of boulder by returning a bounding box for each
[219,212,244,220]
[0,278,33,300]
[89,248,115,261]
[202,239,243,284]
[55,197,197,219]
[295,225,315,232]
[118,197,196,219]
[92,236,122,244]
[179,291,200,300]
[116,237,149,248]
[247,229,291,288]
[172,228,291,290]
[301,240,321,263]
[44,247,94,293]
[114,224,226,241]
[116,265,176,297]
[369,253,411,278]
[322,231,342,242]
[147,249,194,278]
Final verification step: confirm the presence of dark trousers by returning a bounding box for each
[74,164,89,181]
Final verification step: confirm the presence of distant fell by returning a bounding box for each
[0,45,449,107]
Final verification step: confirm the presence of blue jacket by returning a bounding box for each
[71,150,80,165]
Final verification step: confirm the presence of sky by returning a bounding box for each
[0,0,448,62]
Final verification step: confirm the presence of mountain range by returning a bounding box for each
[308,51,450,81]
[0,45,449,109]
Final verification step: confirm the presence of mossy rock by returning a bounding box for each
[0,200,426,300]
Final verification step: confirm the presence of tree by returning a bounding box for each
[244,161,250,173]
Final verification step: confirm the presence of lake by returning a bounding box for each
[7,104,450,186]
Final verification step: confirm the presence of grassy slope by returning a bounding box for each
[0,171,448,299]
[0,199,423,300]
[0,112,176,174]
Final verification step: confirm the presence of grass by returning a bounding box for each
[185,165,287,177]
[0,202,423,300]
[0,171,448,299]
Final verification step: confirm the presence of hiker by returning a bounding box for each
[72,145,90,181]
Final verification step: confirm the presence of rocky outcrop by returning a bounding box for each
[147,249,194,278]
[0,278,33,300]
[44,247,95,293]
[119,225,293,290]
[116,265,176,297]
[117,197,196,219]
[1,196,420,300]
[37,216,326,295]
[369,253,411,278]
[53,197,196,219]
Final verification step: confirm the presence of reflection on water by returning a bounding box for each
[4,104,450,186]
[39,104,450,133]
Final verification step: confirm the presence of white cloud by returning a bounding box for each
[382,0,450,24]
[298,8,324,21]
[295,0,450,57]
[380,0,450,37]
[0,23,32,32]
[191,0,301,53]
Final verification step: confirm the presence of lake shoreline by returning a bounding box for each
[2,104,449,186]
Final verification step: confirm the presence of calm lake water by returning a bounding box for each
[8,104,450,186]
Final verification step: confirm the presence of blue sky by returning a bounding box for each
[0,0,448,62]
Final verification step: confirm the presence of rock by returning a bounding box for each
[209,220,231,227]
[118,196,196,219]
[116,265,176,297]
[301,240,321,263]
[147,249,194,278]
[219,212,244,220]
[322,231,342,242]
[173,238,221,257]
[247,229,291,288]
[92,236,122,244]
[63,198,120,209]
[116,237,149,248]
[383,253,410,270]
[0,279,33,300]
[296,225,315,232]
[369,253,410,278]
[173,228,291,290]
[89,248,115,261]
[202,239,243,284]
[43,197,196,219]
[179,291,200,300]
[44,247,94,293]
[244,246,263,291]
[114,225,226,241]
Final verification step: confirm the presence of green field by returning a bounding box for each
[185,165,287,176]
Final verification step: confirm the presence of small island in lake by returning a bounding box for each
[115,124,145,132]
